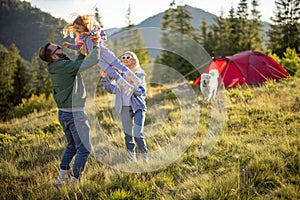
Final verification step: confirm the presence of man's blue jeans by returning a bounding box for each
[58,110,91,179]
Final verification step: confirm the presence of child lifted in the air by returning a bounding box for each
[62,14,141,95]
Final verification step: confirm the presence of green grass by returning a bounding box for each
[1,78,299,199]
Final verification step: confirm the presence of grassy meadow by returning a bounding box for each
[1,77,299,200]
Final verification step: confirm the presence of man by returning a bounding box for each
[39,38,100,186]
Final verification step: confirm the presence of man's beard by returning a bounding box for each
[57,52,67,59]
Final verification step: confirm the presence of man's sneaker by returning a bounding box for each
[55,169,69,186]
[117,76,134,96]
[69,176,79,186]
[142,152,149,163]
[127,151,137,162]
[125,70,142,88]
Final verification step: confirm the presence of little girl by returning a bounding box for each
[62,14,141,95]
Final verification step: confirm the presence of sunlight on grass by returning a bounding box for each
[1,78,300,199]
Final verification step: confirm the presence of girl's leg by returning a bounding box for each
[98,59,120,80]
[98,60,133,96]
[100,46,141,87]
[100,45,127,72]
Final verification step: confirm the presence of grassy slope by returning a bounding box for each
[1,78,299,200]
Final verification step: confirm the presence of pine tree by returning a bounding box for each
[211,11,234,56]
[12,59,30,105]
[267,0,300,57]
[95,7,104,28]
[236,0,249,51]
[124,3,133,28]
[117,3,151,75]
[202,0,264,56]
[198,17,215,55]
[247,0,264,51]
[157,3,196,81]
[30,52,52,98]
[104,3,151,86]
[0,47,14,120]
[0,44,27,120]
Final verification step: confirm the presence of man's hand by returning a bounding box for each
[63,42,70,48]
[101,71,107,78]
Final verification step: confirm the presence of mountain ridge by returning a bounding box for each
[107,5,269,38]
[106,5,218,36]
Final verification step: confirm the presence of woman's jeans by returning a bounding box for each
[120,106,147,153]
[58,110,91,179]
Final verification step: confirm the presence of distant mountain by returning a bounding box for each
[107,5,218,58]
[121,5,270,33]
[107,5,217,36]
[137,5,217,29]
[137,5,270,32]
[106,27,122,37]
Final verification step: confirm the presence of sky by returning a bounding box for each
[23,0,276,29]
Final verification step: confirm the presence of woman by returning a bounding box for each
[101,51,148,162]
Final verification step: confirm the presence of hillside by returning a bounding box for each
[0,0,68,61]
[0,77,299,199]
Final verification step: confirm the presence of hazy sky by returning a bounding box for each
[23,0,276,29]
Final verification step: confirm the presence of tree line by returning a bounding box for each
[0,43,52,120]
[155,0,299,80]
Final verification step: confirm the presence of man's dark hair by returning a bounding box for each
[39,43,52,62]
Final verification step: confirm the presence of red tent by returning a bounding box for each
[193,50,290,88]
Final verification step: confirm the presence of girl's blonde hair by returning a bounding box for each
[62,14,99,38]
